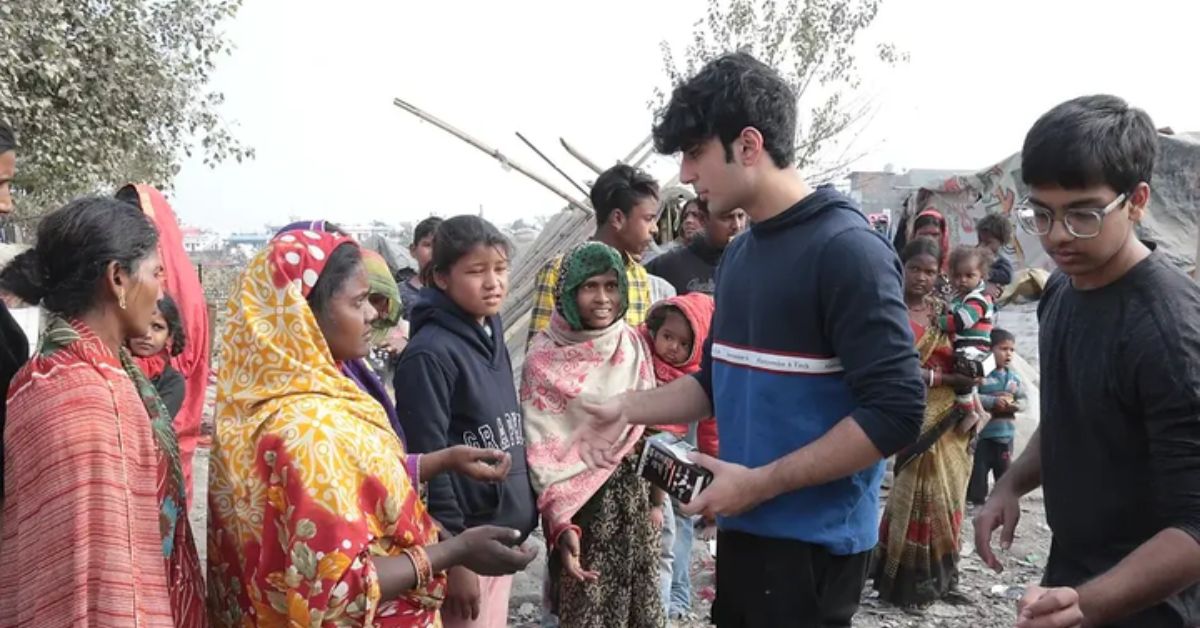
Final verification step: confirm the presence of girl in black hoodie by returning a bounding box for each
[394,216,537,627]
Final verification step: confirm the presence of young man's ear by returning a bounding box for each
[608,209,627,231]
[736,126,766,166]
[1128,181,1151,222]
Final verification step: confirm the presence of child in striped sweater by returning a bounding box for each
[938,245,996,429]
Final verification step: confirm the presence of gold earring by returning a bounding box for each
[118,291,127,310]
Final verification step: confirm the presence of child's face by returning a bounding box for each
[575,270,622,330]
[411,235,435,273]
[951,256,984,296]
[978,232,1003,254]
[129,309,169,357]
[435,244,509,321]
[992,339,1015,369]
[653,309,694,366]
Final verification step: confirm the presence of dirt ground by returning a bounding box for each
[189,303,1050,627]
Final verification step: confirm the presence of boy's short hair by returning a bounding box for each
[991,328,1016,347]
[412,216,443,245]
[652,52,797,168]
[1021,94,1157,193]
[948,245,995,275]
[590,164,659,228]
[976,213,1014,246]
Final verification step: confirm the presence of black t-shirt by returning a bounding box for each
[644,237,724,296]
[154,365,186,420]
[1038,248,1200,627]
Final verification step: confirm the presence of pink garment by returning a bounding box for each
[440,574,513,628]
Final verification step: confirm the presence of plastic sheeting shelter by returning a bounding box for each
[898,132,1200,274]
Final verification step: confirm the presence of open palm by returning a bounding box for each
[567,396,630,469]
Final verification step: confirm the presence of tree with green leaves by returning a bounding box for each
[654,0,905,179]
[0,0,251,222]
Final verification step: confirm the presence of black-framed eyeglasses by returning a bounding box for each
[1015,193,1127,239]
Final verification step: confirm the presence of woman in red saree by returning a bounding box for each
[0,197,205,627]
[118,184,210,502]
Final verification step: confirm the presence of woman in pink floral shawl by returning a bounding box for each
[521,241,664,627]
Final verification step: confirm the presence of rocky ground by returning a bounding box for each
[190,303,1049,627]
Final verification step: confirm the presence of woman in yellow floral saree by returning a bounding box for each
[207,229,535,627]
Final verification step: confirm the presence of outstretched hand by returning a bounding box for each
[678,452,773,519]
[565,396,631,469]
[558,529,599,582]
[455,526,539,577]
[449,446,512,483]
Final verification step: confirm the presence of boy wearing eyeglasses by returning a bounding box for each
[973,95,1200,628]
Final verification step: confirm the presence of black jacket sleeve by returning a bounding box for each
[818,229,925,456]
[393,350,466,534]
[1126,306,1200,544]
[989,255,1015,287]
[155,367,186,420]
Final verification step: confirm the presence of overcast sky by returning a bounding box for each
[170,0,1200,232]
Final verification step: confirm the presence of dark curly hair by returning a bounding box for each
[0,197,158,317]
[652,52,797,168]
[156,294,187,357]
[1022,94,1156,193]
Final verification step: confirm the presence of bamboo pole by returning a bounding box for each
[515,132,590,198]
[392,97,592,214]
[559,138,604,174]
[621,134,653,164]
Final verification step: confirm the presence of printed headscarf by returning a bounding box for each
[553,241,628,331]
[269,228,357,297]
[909,208,951,273]
[274,221,403,331]
[207,232,443,626]
[362,248,402,330]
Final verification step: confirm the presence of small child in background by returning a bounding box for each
[937,245,996,430]
[129,295,188,419]
[968,328,1026,504]
[976,214,1015,301]
[640,293,717,619]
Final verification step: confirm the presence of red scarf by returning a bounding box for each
[911,208,951,273]
[134,352,169,380]
[639,292,714,382]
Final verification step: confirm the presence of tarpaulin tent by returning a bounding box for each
[897,132,1200,274]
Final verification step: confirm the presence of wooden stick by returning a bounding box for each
[559,138,605,174]
[621,134,653,164]
[392,97,592,214]
[516,132,590,198]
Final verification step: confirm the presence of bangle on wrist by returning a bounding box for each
[402,545,433,590]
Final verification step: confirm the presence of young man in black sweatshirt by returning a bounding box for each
[974,95,1200,628]
[645,199,746,296]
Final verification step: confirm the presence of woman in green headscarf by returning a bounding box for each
[521,242,665,627]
